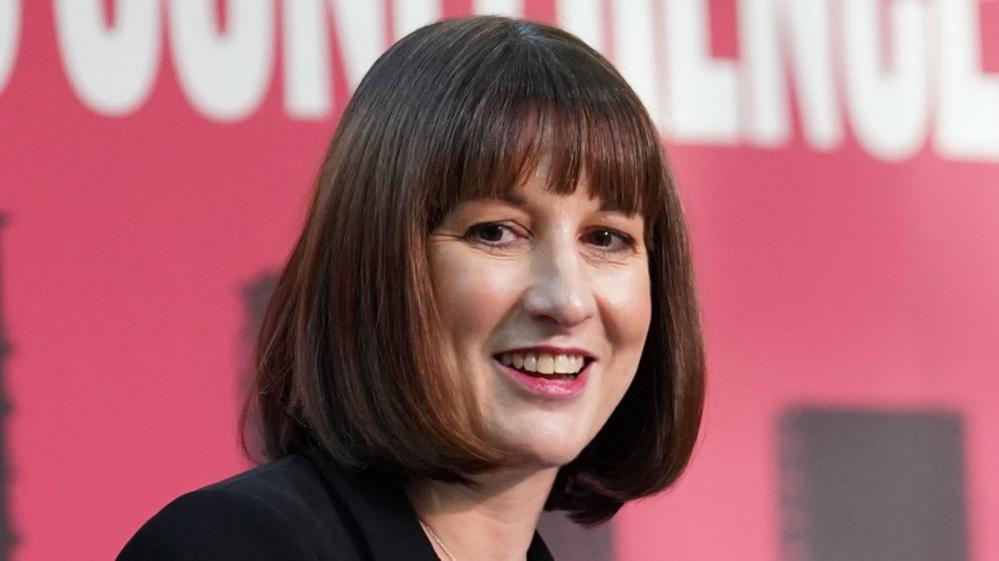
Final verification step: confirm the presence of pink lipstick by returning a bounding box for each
[493,357,590,399]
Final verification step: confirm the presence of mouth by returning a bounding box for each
[492,348,595,381]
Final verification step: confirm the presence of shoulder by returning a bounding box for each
[117,454,347,561]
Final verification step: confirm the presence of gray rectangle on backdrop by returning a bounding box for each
[779,408,968,561]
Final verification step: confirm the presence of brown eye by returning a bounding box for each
[590,230,613,247]
[465,223,522,246]
[477,224,506,242]
[582,228,634,252]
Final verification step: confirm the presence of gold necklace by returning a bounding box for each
[419,519,458,561]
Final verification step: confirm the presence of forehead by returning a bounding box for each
[412,35,668,230]
[439,118,654,216]
[490,176,637,215]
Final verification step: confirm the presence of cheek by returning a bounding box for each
[430,250,524,346]
[594,265,653,349]
[588,266,651,440]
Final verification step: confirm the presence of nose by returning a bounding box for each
[521,243,596,328]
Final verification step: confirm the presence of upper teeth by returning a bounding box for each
[499,352,586,374]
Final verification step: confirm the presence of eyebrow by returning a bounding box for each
[498,192,528,207]
[598,199,631,213]
[496,192,631,213]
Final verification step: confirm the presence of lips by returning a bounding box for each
[492,346,594,399]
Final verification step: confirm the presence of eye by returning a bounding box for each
[465,222,525,246]
[582,228,635,252]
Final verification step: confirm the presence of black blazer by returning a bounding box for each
[117,446,555,560]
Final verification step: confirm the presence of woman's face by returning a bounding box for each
[429,168,652,468]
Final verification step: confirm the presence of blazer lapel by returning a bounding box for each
[303,446,556,561]
[303,447,440,561]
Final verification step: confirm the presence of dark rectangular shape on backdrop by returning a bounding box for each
[779,408,969,561]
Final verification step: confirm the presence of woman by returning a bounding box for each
[118,15,704,561]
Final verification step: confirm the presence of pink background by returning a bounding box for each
[1,1,997,560]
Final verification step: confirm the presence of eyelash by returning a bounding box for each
[464,222,636,252]
[464,223,519,244]
[581,228,637,251]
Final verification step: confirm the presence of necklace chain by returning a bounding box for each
[419,519,458,561]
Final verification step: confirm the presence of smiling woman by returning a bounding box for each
[428,176,654,471]
[118,15,704,561]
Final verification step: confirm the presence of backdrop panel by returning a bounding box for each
[0,2,996,560]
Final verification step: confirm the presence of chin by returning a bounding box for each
[495,420,593,468]
[527,448,585,469]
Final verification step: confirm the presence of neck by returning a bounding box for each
[406,466,558,561]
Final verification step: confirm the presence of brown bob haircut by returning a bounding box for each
[245,15,704,525]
